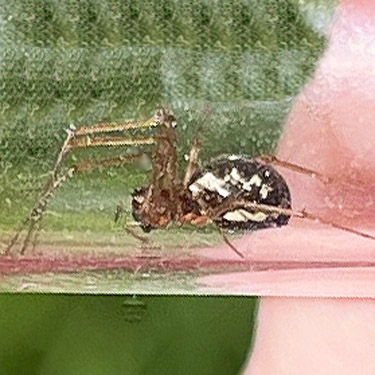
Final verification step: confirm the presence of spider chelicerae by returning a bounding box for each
[5,108,375,257]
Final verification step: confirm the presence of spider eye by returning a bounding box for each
[171,120,177,128]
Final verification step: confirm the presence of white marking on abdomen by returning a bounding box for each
[259,184,273,199]
[223,209,268,222]
[189,172,230,198]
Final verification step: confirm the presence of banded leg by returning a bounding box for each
[216,226,245,259]
[256,154,334,185]
[6,167,76,255]
[69,116,158,149]
[209,198,375,242]
[178,212,245,259]
[183,136,202,186]
[70,137,156,149]
[256,154,368,192]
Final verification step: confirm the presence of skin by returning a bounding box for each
[200,0,375,373]
[243,298,375,374]
[199,0,375,296]
[245,1,375,373]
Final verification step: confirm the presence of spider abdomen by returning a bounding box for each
[187,155,292,231]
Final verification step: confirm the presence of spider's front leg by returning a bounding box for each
[178,212,212,226]
[131,108,187,232]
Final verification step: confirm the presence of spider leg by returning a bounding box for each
[74,116,157,136]
[114,204,124,223]
[114,204,150,244]
[10,128,76,255]
[5,114,159,256]
[4,167,75,255]
[20,220,38,256]
[256,154,333,185]
[123,223,150,244]
[31,220,42,253]
[183,136,202,186]
[209,199,375,242]
[5,152,148,255]
[51,126,75,180]
[121,219,164,252]
[179,213,211,226]
[70,136,156,149]
[178,212,245,258]
[74,152,151,172]
[70,116,158,149]
[216,226,245,259]
[298,209,375,242]
[3,219,28,255]
[257,154,369,194]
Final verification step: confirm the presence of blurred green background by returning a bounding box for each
[0,295,258,375]
[0,0,337,374]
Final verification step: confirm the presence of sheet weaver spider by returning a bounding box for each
[5,108,375,258]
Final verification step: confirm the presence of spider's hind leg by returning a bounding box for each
[256,154,333,185]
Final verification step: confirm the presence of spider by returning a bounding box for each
[5,108,375,257]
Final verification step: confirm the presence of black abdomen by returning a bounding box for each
[187,156,292,231]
